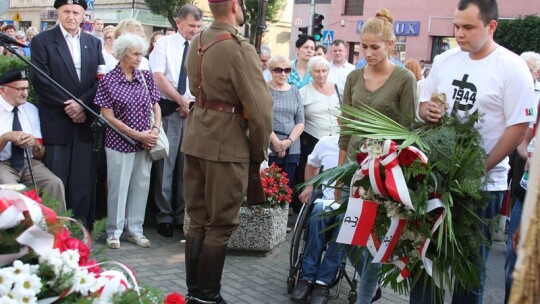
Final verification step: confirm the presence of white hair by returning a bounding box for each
[113,32,148,60]
[521,51,540,70]
[307,55,331,73]
[259,44,271,56]
[268,55,289,70]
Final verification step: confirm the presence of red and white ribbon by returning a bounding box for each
[418,198,446,278]
[372,218,407,263]
[390,256,411,282]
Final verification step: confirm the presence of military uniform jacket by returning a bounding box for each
[181,21,273,164]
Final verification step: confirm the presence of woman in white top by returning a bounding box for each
[103,19,151,72]
[300,56,340,143]
[291,56,340,212]
[102,26,116,72]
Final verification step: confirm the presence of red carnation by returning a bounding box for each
[164,292,185,304]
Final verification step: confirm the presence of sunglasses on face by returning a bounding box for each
[273,67,292,74]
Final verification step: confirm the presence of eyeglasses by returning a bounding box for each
[3,85,29,93]
[273,67,292,74]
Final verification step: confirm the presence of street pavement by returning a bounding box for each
[100,218,506,304]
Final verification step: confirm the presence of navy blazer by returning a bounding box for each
[30,26,104,144]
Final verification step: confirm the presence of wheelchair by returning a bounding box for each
[287,189,358,304]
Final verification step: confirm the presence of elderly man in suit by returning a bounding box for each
[30,0,104,227]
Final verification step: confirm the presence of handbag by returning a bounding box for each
[140,71,169,161]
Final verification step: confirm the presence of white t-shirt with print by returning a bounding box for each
[420,46,536,191]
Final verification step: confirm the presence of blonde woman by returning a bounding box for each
[339,8,417,304]
[102,25,116,72]
[104,19,150,71]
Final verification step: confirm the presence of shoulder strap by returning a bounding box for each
[196,30,235,102]
[335,83,342,104]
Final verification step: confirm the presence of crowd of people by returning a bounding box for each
[0,0,539,303]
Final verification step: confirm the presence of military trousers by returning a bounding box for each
[184,154,248,246]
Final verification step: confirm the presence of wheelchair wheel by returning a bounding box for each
[287,276,295,294]
[348,290,357,304]
[289,202,312,269]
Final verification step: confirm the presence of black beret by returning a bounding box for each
[54,0,87,10]
[0,68,29,85]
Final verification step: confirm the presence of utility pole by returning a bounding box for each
[254,0,268,52]
[309,0,315,36]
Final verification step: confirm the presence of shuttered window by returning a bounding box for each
[344,0,364,15]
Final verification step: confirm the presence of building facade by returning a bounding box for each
[1,0,292,56]
[291,0,540,64]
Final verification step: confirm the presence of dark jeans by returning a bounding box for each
[504,198,523,303]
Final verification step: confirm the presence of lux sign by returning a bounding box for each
[356,21,420,36]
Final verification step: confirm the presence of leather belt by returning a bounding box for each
[195,98,242,114]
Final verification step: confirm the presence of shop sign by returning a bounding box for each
[356,21,420,36]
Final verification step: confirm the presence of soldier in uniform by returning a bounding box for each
[181,0,273,302]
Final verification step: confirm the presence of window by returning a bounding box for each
[344,0,364,15]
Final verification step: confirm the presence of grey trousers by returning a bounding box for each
[153,113,186,225]
[105,148,152,238]
[0,159,66,212]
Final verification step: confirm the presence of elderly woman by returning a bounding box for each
[94,33,161,249]
[102,19,150,72]
[300,56,340,159]
[289,56,340,213]
[267,55,305,188]
[289,35,315,89]
[25,27,39,44]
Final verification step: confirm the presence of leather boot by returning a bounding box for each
[197,243,228,303]
[185,235,205,298]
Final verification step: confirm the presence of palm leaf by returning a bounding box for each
[340,104,429,151]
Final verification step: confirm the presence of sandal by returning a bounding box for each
[127,235,151,248]
[106,237,120,249]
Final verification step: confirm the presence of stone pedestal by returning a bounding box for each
[184,205,288,252]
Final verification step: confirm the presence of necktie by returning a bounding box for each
[11,106,24,171]
[177,40,189,95]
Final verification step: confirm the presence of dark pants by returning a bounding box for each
[43,132,94,227]
[269,153,300,189]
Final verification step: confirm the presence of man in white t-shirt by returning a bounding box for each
[149,4,203,238]
[292,135,343,303]
[327,39,354,99]
[416,0,535,303]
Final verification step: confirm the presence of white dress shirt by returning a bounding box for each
[149,32,194,100]
[59,24,82,81]
[0,97,42,161]
[328,61,355,98]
